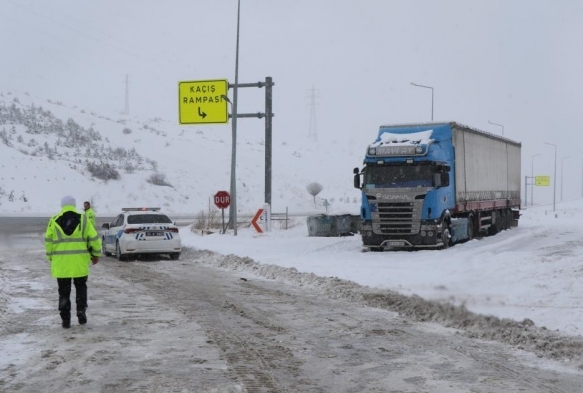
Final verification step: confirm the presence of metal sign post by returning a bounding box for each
[227,77,275,215]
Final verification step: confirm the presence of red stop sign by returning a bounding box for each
[214,191,231,209]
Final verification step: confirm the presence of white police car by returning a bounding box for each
[101,207,181,261]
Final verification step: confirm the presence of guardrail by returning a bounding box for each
[0,210,358,235]
[271,207,289,230]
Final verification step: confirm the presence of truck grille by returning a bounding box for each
[373,201,422,235]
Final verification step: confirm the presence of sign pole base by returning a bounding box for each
[221,209,226,234]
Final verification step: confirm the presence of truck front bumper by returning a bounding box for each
[360,221,445,249]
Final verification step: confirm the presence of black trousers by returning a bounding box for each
[57,276,88,319]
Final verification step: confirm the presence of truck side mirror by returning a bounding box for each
[433,173,442,188]
[353,168,361,189]
[102,223,109,229]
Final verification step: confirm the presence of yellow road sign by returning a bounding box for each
[535,176,550,186]
[179,79,228,124]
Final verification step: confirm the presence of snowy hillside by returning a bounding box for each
[0,91,362,216]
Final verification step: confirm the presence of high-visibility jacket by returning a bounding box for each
[45,205,102,278]
[84,207,96,228]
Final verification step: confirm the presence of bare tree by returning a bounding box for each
[306,182,323,206]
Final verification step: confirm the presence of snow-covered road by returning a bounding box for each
[1,233,582,392]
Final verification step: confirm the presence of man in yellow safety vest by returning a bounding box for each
[83,201,96,228]
[45,195,101,329]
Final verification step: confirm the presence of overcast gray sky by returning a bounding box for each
[1,0,582,205]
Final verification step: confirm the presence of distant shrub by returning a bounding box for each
[191,208,221,234]
[87,162,120,181]
[306,182,324,205]
[124,163,135,174]
[147,159,158,171]
[113,147,126,158]
[147,172,172,187]
[122,128,132,134]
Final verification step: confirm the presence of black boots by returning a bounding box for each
[60,311,87,328]
[77,310,87,325]
[61,312,71,329]
[57,276,89,329]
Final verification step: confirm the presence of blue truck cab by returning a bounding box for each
[354,123,456,249]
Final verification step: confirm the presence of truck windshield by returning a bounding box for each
[364,165,433,188]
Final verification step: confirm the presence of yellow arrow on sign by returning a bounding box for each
[179,79,229,124]
[535,176,550,186]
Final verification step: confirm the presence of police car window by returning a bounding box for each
[128,214,172,224]
[112,215,123,227]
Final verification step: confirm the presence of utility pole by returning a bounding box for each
[544,142,557,211]
[410,82,434,121]
[229,0,241,235]
[531,153,540,206]
[488,120,504,136]
[265,76,273,207]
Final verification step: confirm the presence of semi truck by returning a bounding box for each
[353,121,521,250]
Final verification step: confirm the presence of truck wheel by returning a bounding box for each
[489,211,499,235]
[370,246,384,252]
[440,215,452,249]
[441,228,450,249]
[503,209,511,230]
[501,210,508,231]
[467,215,475,240]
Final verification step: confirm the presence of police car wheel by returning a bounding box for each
[102,237,111,257]
[116,241,127,262]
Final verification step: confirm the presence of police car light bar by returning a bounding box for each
[121,207,161,212]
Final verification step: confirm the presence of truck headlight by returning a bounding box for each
[415,146,423,154]
[368,147,377,155]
